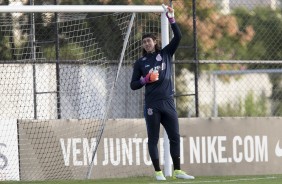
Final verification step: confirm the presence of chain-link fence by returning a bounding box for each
[1,0,282,118]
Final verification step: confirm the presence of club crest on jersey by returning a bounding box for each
[147,108,153,115]
[156,54,162,61]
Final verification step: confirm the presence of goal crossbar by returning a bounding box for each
[0,5,165,13]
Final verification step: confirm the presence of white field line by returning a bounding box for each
[149,176,277,184]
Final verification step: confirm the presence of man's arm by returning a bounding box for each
[130,61,144,90]
[162,5,182,56]
[166,23,182,56]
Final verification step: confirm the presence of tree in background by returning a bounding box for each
[234,6,282,116]
[173,0,255,116]
[175,0,255,65]
[0,31,12,60]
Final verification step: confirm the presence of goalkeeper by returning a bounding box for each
[130,5,194,181]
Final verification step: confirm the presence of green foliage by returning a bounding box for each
[272,102,282,116]
[176,95,193,117]
[86,14,124,60]
[0,0,10,5]
[270,73,282,116]
[218,90,268,117]
[0,34,12,60]
[244,91,267,116]
[234,7,282,116]
[218,100,243,117]
[234,7,282,61]
[42,43,84,60]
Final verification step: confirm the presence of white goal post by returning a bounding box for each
[0,5,173,178]
[0,5,164,13]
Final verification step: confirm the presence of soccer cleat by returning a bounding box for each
[173,170,195,179]
[155,171,166,181]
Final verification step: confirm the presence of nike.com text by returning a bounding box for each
[190,136,268,164]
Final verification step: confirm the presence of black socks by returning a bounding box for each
[152,157,181,171]
[172,156,181,170]
[152,159,161,171]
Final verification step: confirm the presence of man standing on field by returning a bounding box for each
[130,4,195,181]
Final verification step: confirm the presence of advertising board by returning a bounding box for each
[18,117,282,179]
[0,120,19,181]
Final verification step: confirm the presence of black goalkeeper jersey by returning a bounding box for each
[130,23,182,105]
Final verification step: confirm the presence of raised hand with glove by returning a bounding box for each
[162,4,175,24]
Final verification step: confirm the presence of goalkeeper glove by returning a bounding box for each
[140,70,159,85]
[162,4,175,24]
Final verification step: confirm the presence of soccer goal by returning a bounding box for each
[0,5,172,181]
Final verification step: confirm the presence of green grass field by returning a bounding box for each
[1,175,282,184]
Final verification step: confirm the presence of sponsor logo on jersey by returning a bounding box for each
[156,54,162,61]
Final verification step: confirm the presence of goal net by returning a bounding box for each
[0,5,169,181]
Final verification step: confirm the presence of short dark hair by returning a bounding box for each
[142,33,160,56]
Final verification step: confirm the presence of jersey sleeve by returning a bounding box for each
[162,23,182,56]
[130,60,144,90]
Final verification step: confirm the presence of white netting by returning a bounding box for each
[0,9,162,181]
